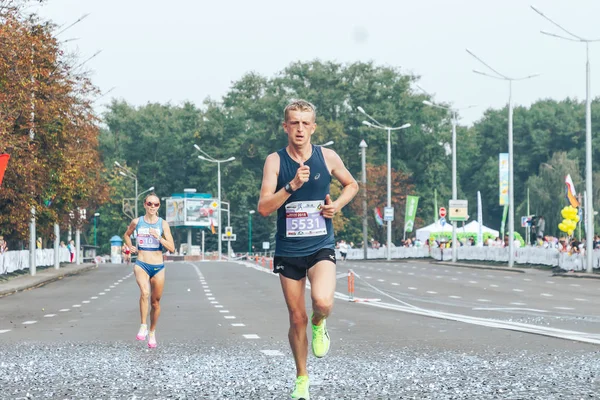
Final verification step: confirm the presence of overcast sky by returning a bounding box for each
[36,0,600,125]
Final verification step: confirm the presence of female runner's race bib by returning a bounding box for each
[285,201,327,237]
[137,228,161,250]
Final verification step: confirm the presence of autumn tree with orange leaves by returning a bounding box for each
[348,163,418,246]
[0,0,108,243]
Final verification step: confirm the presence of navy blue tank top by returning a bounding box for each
[275,145,335,257]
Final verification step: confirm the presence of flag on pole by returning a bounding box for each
[565,174,580,207]
[210,218,216,234]
[374,208,384,226]
[0,154,10,187]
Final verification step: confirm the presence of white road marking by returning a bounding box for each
[569,284,581,287]
[523,278,532,282]
[574,298,589,302]
[261,350,284,356]
[449,295,461,299]
[224,316,236,319]
[513,289,524,292]
[377,279,385,282]
[426,291,438,294]
[243,334,260,339]
[44,314,56,317]
[204,289,211,292]
[451,278,458,281]
[215,305,223,308]
[468,281,478,284]
[473,307,547,313]
[82,301,90,304]
[540,293,553,297]
[0,330,10,334]
[99,292,105,295]
[554,307,575,310]
[210,301,219,304]
[391,283,399,286]
[219,310,229,313]
[22,321,37,325]
[232,323,245,327]
[546,281,555,284]
[72,305,81,308]
[510,302,526,306]
[408,287,417,290]
[477,299,491,302]
[59,309,70,312]
[90,296,98,300]
[490,284,499,288]
[104,289,111,292]
[205,293,212,296]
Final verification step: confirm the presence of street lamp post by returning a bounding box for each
[93,212,100,247]
[359,139,368,260]
[423,100,475,262]
[248,210,255,254]
[357,106,411,260]
[466,49,538,268]
[195,145,235,261]
[318,141,334,147]
[531,6,598,272]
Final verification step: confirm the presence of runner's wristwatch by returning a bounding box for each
[284,182,295,194]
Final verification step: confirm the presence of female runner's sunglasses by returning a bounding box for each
[146,202,160,207]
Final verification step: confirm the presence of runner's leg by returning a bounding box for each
[149,268,165,332]
[307,260,336,325]
[134,265,150,325]
[280,274,308,377]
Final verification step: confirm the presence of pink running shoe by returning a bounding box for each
[136,324,148,341]
[148,331,157,348]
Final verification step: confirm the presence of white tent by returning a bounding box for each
[461,221,499,238]
[415,220,456,243]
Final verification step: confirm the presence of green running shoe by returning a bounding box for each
[311,315,330,358]
[291,375,309,399]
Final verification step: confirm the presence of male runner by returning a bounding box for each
[257,99,358,399]
[124,193,175,348]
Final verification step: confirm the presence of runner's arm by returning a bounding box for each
[160,220,175,253]
[257,153,290,216]
[123,218,139,253]
[324,148,359,210]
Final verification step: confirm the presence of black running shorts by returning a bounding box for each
[273,248,336,281]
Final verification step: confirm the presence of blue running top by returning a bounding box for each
[136,217,164,252]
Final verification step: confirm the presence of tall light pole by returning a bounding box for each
[114,161,138,217]
[423,100,476,262]
[93,212,100,247]
[466,49,538,268]
[195,145,235,261]
[531,6,598,272]
[359,139,368,260]
[248,210,255,254]
[357,106,411,260]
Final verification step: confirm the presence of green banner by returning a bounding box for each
[404,195,419,233]
[500,204,508,238]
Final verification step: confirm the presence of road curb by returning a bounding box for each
[0,263,98,298]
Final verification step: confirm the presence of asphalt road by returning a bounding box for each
[0,259,599,399]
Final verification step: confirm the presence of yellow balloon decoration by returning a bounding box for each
[558,205,580,236]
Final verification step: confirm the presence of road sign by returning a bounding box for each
[448,200,468,222]
[221,234,236,241]
[440,217,446,226]
[439,207,447,218]
[262,241,270,250]
[384,207,394,222]
[225,226,233,236]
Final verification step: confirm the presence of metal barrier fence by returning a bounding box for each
[0,248,71,275]
[338,246,600,271]
[2,246,597,274]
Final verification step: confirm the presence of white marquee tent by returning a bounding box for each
[461,221,500,238]
[415,220,456,243]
